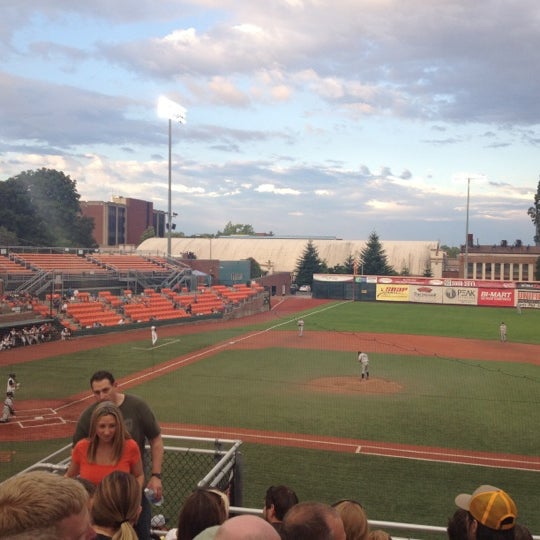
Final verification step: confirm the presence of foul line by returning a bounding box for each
[132,338,181,351]
[163,425,540,472]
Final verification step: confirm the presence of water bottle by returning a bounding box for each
[144,488,164,506]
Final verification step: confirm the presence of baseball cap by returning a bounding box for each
[151,514,167,528]
[455,485,517,531]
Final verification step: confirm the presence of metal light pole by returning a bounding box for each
[157,96,187,259]
[464,177,470,279]
[167,118,172,258]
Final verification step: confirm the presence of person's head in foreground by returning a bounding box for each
[282,501,346,540]
[332,499,369,540]
[92,470,142,540]
[455,485,517,540]
[175,488,228,540]
[263,485,299,524]
[447,508,469,540]
[0,471,93,540]
[215,515,280,539]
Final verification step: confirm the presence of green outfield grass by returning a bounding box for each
[1,301,539,535]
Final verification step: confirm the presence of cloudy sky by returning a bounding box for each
[1,1,539,246]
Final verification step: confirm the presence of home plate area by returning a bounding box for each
[15,408,66,428]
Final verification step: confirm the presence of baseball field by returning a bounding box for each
[0,297,539,537]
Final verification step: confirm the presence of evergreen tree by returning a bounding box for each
[422,258,433,277]
[360,231,395,276]
[328,254,356,274]
[294,240,325,286]
[344,254,355,274]
[399,264,411,276]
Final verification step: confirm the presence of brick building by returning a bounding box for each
[459,235,540,281]
[81,197,166,248]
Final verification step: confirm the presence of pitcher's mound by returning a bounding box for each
[308,376,402,395]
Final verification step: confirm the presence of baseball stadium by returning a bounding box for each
[0,247,539,540]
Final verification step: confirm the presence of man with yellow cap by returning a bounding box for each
[455,485,517,539]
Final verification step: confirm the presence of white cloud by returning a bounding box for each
[0,0,539,246]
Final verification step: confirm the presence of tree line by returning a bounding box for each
[3,168,540,282]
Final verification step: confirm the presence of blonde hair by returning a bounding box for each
[368,530,392,540]
[0,471,88,538]
[87,401,131,464]
[332,500,369,540]
[92,471,141,540]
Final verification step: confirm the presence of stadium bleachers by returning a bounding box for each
[0,255,33,275]
[122,289,189,322]
[163,288,225,316]
[90,254,168,273]
[10,253,107,274]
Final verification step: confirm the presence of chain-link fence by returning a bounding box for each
[20,435,243,526]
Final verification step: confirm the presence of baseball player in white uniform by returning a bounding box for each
[151,326,158,346]
[358,351,369,380]
[6,374,19,394]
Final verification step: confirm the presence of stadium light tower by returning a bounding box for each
[462,174,486,280]
[157,96,187,258]
[464,177,471,279]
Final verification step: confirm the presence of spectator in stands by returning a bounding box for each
[447,508,469,540]
[66,401,144,489]
[73,370,164,540]
[151,514,169,539]
[215,515,280,540]
[92,470,141,540]
[165,488,229,540]
[282,501,346,540]
[455,485,517,540]
[0,470,94,539]
[263,485,299,535]
[332,499,369,540]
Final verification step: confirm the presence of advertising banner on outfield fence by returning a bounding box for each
[517,282,540,290]
[517,290,540,309]
[477,288,515,307]
[313,274,352,282]
[443,279,515,289]
[378,276,444,286]
[409,285,443,304]
[443,287,478,305]
[376,284,409,301]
